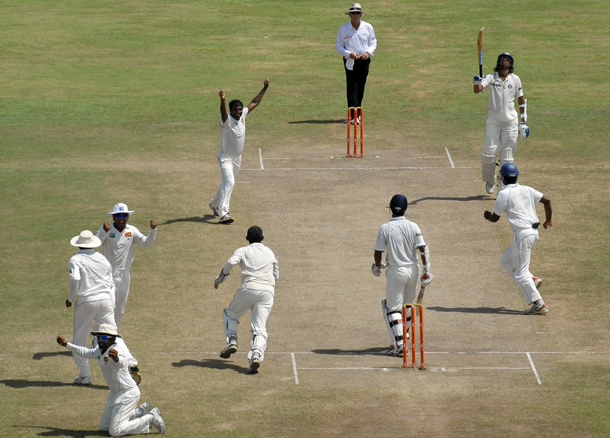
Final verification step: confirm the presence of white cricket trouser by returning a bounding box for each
[72,296,115,378]
[100,386,151,437]
[385,264,420,312]
[224,287,274,361]
[500,229,542,305]
[210,151,241,218]
[483,116,518,158]
[113,269,131,327]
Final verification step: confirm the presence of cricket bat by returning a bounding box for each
[477,27,484,77]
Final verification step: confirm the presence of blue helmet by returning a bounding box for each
[500,162,519,178]
[495,52,514,73]
[390,194,408,215]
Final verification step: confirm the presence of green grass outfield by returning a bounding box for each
[1,1,609,437]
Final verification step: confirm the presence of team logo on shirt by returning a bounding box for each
[110,233,116,238]
[126,232,132,238]
[508,85,513,89]
[104,356,108,362]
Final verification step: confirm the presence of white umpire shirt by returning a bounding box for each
[97,224,156,271]
[68,249,115,303]
[66,339,137,393]
[335,20,377,70]
[219,107,249,157]
[375,217,426,267]
[493,183,543,233]
[223,243,279,294]
[480,72,523,123]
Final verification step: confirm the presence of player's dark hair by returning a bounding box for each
[247,226,264,243]
[229,100,244,111]
[495,53,514,74]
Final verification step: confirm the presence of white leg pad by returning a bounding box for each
[381,299,403,351]
[481,153,497,183]
[498,148,514,190]
[247,332,268,361]
[223,308,239,343]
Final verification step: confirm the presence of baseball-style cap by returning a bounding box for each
[107,203,134,216]
[91,323,121,338]
[70,230,102,248]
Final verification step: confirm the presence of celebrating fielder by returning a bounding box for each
[474,52,529,194]
[484,163,552,314]
[372,195,432,356]
[209,80,270,224]
[214,226,279,374]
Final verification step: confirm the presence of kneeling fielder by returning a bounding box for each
[372,194,433,356]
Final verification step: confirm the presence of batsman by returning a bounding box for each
[474,47,530,194]
[372,195,433,356]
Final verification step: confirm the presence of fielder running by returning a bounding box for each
[214,226,279,374]
[209,80,270,224]
[484,163,552,314]
[372,195,432,356]
[474,52,530,194]
[67,230,116,385]
[97,203,157,326]
[57,324,166,436]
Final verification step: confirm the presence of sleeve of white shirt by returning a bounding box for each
[412,223,426,248]
[481,74,493,91]
[492,191,509,217]
[223,248,243,274]
[374,226,386,252]
[134,227,156,249]
[530,187,543,203]
[273,256,279,280]
[68,259,81,303]
[366,24,377,56]
[96,226,107,242]
[335,26,351,58]
[514,75,524,98]
[66,343,98,359]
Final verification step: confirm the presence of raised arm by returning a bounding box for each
[219,90,228,123]
[246,80,270,113]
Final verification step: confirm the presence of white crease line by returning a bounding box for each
[445,147,455,168]
[240,166,474,171]
[526,352,542,385]
[299,366,531,371]
[258,148,264,170]
[291,353,299,385]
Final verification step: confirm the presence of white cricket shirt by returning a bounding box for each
[481,72,523,123]
[493,183,543,232]
[375,217,426,267]
[335,20,377,70]
[223,242,279,293]
[68,249,114,302]
[219,106,249,157]
[97,224,156,271]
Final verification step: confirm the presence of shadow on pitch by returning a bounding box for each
[0,379,106,390]
[13,425,107,437]
[312,347,392,356]
[288,119,346,124]
[159,215,220,226]
[427,306,523,315]
[172,358,247,374]
[32,351,73,360]
[409,195,490,205]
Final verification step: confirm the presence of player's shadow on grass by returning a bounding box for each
[409,195,489,205]
[172,358,247,374]
[13,425,107,437]
[160,215,220,226]
[312,347,392,356]
[428,306,523,315]
[288,119,346,124]
[0,379,107,390]
[32,351,73,360]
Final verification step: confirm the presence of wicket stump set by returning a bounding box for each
[402,304,425,370]
[347,106,364,157]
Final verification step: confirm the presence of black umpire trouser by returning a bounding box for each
[344,58,371,117]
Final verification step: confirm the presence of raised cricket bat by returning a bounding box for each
[477,27,484,77]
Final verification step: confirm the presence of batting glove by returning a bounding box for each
[371,264,382,277]
[473,75,483,85]
[421,273,434,287]
[214,268,229,289]
[519,123,530,139]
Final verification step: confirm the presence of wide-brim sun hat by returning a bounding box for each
[107,202,134,216]
[345,3,366,15]
[70,230,102,248]
[91,323,121,338]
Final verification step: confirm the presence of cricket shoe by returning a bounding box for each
[208,203,219,217]
[220,338,238,359]
[524,303,549,315]
[73,375,92,385]
[219,213,234,224]
[248,353,261,374]
[533,276,543,289]
[150,407,166,434]
[136,401,151,418]
[485,182,495,194]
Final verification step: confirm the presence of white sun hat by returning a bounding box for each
[345,3,366,15]
[70,230,102,248]
[107,203,134,216]
[91,323,121,337]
